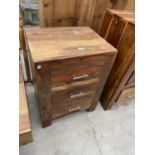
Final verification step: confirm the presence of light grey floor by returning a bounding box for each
[19,84,135,155]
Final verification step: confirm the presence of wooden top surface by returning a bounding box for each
[106,9,135,15]
[106,9,135,24]
[25,27,117,63]
[19,63,31,134]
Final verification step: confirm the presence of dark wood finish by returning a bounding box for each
[105,15,127,47]
[51,78,99,98]
[51,78,98,119]
[51,65,102,87]
[105,57,135,109]
[25,27,117,127]
[99,12,113,38]
[100,9,135,109]
[19,63,33,145]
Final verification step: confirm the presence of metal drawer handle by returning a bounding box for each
[69,106,81,112]
[129,95,134,98]
[78,47,86,51]
[73,74,88,80]
[70,91,84,98]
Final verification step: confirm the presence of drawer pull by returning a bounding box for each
[69,106,81,112]
[73,74,88,80]
[129,95,134,98]
[78,47,86,51]
[70,91,84,98]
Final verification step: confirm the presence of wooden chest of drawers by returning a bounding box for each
[25,27,117,127]
[99,9,135,109]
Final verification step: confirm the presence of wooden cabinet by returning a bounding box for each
[25,27,117,127]
[100,9,135,109]
[100,9,134,47]
[19,63,33,145]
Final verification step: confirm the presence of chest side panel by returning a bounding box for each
[102,22,135,108]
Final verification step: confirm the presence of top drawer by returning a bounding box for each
[51,65,103,87]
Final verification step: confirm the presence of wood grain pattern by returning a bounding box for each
[111,0,135,11]
[25,27,116,63]
[99,11,113,38]
[100,9,135,46]
[38,0,44,26]
[51,65,102,87]
[52,97,92,119]
[19,63,33,145]
[75,0,97,26]
[39,0,76,27]
[117,87,135,104]
[90,0,112,32]
[26,27,117,127]
[51,78,99,118]
[105,57,135,109]
[88,52,117,111]
[105,9,135,15]
[100,10,135,109]
[90,0,135,32]
[38,0,135,32]
[105,14,127,47]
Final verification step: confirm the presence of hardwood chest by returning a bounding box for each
[25,27,117,127]
[99,9,135,109]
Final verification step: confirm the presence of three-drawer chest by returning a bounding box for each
[25,27,117,127]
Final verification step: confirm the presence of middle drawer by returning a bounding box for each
[51,78,99,105]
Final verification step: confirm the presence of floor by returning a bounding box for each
[19,84,135,155]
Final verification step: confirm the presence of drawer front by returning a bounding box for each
[51,65,102,87]
[51,78,98,104]
[51,78,99,118]
[52,97,92,119]
[117,87,135,104]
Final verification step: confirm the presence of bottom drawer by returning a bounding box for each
[52,96,92,119]
[117,87,135,104]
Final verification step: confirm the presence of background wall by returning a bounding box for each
[19,0,135,31]
[39,0,135,32]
